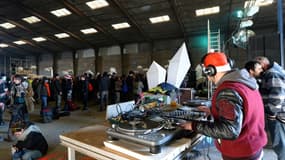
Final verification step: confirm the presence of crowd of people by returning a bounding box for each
[0,70,149,159]
[0,70,149,127]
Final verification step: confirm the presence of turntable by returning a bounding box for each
[106,116,184,154]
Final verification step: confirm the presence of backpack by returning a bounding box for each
[88,83,93,92]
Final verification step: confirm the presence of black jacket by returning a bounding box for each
[15,125,48,155]
[52,79,62,95]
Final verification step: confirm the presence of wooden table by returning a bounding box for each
[60,125,203,160]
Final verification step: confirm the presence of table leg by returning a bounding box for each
[68,147,76,160]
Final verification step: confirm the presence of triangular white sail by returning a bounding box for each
[167,43,191,88]
[146,61,166,89]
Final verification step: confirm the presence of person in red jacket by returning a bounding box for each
[181,52,267,160]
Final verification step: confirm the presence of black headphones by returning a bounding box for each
[203,65,217,76]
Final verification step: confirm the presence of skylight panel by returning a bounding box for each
[244,0,274,8]
[54,33,70,38]
[22,16,41,24]
[14,40,26,45]
[32,37,47,42]
[80,28,98,34]
[112,22,130,30]
[0,43,8,48]
[195,6,220,16]
[0,22,16,29]
[149,15,170,24]
[86,0,109,9]
[50,8,72,17]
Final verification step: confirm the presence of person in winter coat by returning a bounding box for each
[181,52,267,160]
[6,75,30,141]
[37,77,51,115]
[0,75,8,126]
[99,72,109,111]
[52,74,62,114]
[133,74,144,103]
[12,121,48,160]
[255,56,285,160]
[62,74,73,111]
[79,75,88,110]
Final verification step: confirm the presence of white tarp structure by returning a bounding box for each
[167,43,191,88]
[146,61,166,89]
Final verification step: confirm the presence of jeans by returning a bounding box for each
[100,91,109,111]
[12,149,42,160]
[267,119,285,160]
[41,96,48,109]
[55,94,61,108]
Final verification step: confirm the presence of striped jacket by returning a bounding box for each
[259,62,285,116]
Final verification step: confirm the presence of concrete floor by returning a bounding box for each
[0,103,278,160]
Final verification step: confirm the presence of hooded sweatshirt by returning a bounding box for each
[193,69,267,159]
[15,123,48,155]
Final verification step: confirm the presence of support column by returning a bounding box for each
[36,55,39,75]
[52,53,58,75]
[72,51,78,76]
[150,41,154,63]
[120,44,125,75]
[3,54,6,75]
[277,0,284,67]
[94,48,99,74]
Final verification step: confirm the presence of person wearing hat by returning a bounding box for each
[12,121,48,160]
[180,52,267,160]
[255,56,285,160]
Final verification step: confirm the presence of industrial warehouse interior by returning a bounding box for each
[0,0,284,160]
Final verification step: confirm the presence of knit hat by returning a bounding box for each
[203,52,231,73]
